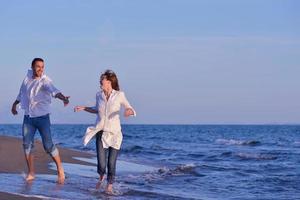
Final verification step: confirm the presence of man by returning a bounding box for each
[11,58,69,184]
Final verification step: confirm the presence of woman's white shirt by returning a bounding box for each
[83,89,136,149]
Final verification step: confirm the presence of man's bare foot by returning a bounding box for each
[25,173,35,181]
[96,175,105,189]
[105,184,113,194]
[57,169,65,184]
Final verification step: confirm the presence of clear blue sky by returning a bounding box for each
[0,0,299,124]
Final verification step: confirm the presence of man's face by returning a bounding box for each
[32,61,44,78]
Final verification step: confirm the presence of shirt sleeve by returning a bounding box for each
[92,92,100,111]
[16,81,25,101]
[120,91,136,116]
[43,78,61,97]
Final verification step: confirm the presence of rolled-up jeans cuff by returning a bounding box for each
[50,147,59,157]
[107,176,114,184]
[24,147,33,155]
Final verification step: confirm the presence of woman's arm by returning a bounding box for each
[74,106,98,114]
[124,108,135,117]
[120,92,136,117]
[75,92,100,114]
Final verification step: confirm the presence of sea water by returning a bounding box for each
[0,124,299,200]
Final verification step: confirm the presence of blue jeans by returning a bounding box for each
[96,131,119,184]
[22,114,58,157]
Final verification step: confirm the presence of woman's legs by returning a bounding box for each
[96,131,106,180]
[96,132,119,192]
[106,147,119,193]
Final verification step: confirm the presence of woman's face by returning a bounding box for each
[101,77,112,91]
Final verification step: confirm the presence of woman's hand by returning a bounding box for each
[74,106,86,112]
[124,108,134,117]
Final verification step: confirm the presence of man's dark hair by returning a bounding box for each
[31,58,44,67]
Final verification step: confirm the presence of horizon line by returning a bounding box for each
[1,123,300,126]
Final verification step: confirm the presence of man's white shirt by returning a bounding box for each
[16,70,60,118]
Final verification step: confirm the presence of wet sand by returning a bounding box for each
[0,191,41,200]
[0,135,95,199]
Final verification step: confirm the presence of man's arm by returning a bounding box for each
[43,78,69,106]
[11,100,20,115]
[55,93,70,106]
[12,80,24,115]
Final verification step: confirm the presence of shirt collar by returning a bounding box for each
[101,89,117,100]
[27,69,46,80]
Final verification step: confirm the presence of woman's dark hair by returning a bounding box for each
[100,70,120,91]
[31,58,44,67]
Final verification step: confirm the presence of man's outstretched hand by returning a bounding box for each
[63,96,70,106]
[55,93,70,106]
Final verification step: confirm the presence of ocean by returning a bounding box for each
[0,124,300,200]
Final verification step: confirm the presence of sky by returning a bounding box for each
[0,0,299,124]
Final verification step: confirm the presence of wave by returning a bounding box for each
[123,188,199,200]
[221,151,233,156]
[187,153,205,158]
[294,141,300,145]
[123,145,169,155]
[236,153,277,160]
[199,164,240,172]
[157,163,197,176]
[150,144,178,151]
[220,151,278,160]
[216,139,261,146]
[129,163,201,184]
[123,145,144,153]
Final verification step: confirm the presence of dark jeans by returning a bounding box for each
[96,131,119,184]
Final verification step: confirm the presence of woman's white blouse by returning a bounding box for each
[83,89,136,149]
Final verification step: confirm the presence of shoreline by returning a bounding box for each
[0,135,95,199]
[0,134,159,199]
[0,191,42,200]
[0,135,95,174]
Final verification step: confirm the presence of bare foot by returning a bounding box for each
[96,175,105,189]
[57,169,65,184]
[25,173,35,181]
[105,184,113,194]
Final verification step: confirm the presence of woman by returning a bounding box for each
[74,70,136,193]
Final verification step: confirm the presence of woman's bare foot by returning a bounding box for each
[96,175,105,189]
[25,173,35,181]
[57,169,65,184]
[105,183,113,194]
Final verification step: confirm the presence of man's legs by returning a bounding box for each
[51,154,65,184]
[36,114,65,184]
[22,115,36,181]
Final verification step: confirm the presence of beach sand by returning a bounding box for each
[0,135,158,199]
[0,135,95,199]
[0,191,41,200]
